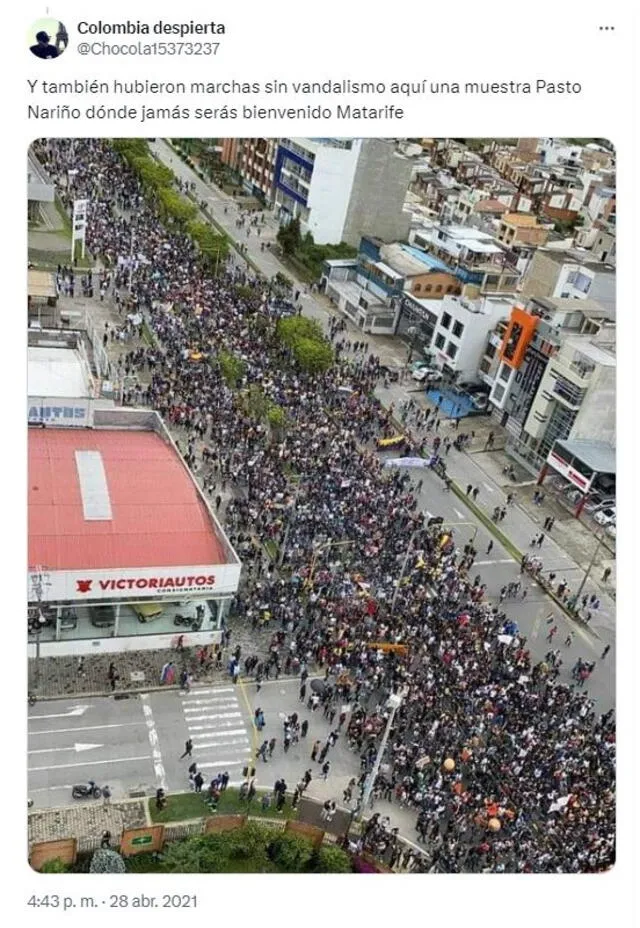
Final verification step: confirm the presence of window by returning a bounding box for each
[446,341,458,360]
[492,383,506,402]
[435,333,446,350]
[424,285,432,293]
[435,285,443,294]
[452,320,464,338]
[414,284,421,293]
[499,364,511,383]
[441,312,452,329]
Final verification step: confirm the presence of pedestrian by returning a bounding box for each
[486,540,494,555]
[194,772,204,793]
[601,644,611,659]
[299,682,307,702]
[602,567,612,583]
[311,739,321,762]
[155,788,166,810]
[301,719,309,738]
[257,740,269,762]
[268,737,277,756]
[102,785,111,806]
[466,484,472,496]
[546,625,558,643]
[321,760,331,780]
[564,632,573,647]
[180,738,193,759]
[472,487,479,501]
[319,743,330,763]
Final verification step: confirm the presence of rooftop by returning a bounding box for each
[28,347,93,399]
[28,269,57,300]
[556,438,616,475]
[28,428,229,571]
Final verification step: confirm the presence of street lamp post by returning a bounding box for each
[574,529,607,603]
[307,539,355,588]
[390,526,431,616]
[406,326,418,365]
[358,693,402,819]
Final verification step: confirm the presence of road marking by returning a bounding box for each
[28,754,150,772]
[192,739,250,751]
[190,729,247,740]
[184,711,242,722]
[29,705,92,721]
[454,509,465,519]
[197,759,254,770]
[141,695,167,792]
[186,721,248,732]
[29,722,145,736]
[182,698,240,708]
[185,687,234,696]
[483,483,495,493]
[28,743,103,755]
[473,559,513,566]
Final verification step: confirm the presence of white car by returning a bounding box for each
[584,496,615,514]
[594,507,616,526]
[606,524,616,539]
[413,367,442,384]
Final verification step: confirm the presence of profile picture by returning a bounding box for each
[28,18,68,59]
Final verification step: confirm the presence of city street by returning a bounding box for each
[28,680,364,811]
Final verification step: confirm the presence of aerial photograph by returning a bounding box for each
[27,136,615,874]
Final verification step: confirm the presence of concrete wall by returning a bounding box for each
[520,251,562,299]
[303,142,361,244]
[28,628,222,658]
[341,140,413,247]
[570,364,616,445]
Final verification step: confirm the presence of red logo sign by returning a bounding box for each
[76,579,93,593]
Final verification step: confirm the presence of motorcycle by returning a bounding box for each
[72,780,102,800]
[174,613,202,631]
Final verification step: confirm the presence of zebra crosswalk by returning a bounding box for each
[180,686,253,774]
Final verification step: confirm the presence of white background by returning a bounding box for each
[5,0,638,925]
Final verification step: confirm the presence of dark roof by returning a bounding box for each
[556,438,616,475]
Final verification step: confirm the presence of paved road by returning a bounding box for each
[27,681,364,810]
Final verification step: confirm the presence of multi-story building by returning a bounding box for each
[410,222,521,293]
[273,138,413,246]
[481,298,615,474]
[428,294,512,381]
[497,213,550,248]
[520,247,616,313]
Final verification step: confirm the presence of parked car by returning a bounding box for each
[594,507,616,526]
[413,367,442,384]
[471,394,489,410]
[564,487,583,504]
[583,496,615,514]
[409,360,430,375]
[89,605,116,628]
[133,602,166,623]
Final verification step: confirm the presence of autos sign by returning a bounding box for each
[27,564,241,603]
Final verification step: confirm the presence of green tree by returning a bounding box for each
[293,336,334,374]
[217,350,246,388]
[268,832,314,873]
[277,217,302,255]
[276,315,325,347]
[89,849,126,874]
[311,843,353,873]
[157,187,197,226]
[160,825,270,873]
[244,384,269,421]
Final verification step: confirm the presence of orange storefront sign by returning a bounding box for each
[499,308,538,370]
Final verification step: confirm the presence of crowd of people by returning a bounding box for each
[33,139,615,873]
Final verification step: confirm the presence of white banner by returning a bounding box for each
[28,563,242,603]
[383,457,429,469]
[28,396,92,427]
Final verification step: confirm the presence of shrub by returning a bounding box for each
[89,849,126,874]
[311,844,353,873]
[39,857,69,874]
[268,833,314,873]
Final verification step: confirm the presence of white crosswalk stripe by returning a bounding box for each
[181,687,252,773]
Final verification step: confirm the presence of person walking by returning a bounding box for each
[180,738,193,759]
[311,739,321,762]
[268,737,277,757]
[546,625,558,643]
[486,539,494,556]
[601,644,611,659]
[194,772,204,793]
[321,760,331,780]
[299,682,307,702]
[319,742,330,764]
[300,719,309,738]
[102,785,111,806]
[257,740,269,762]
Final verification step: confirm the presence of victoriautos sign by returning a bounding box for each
[28,397,92,427]
[28,564,242,603]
